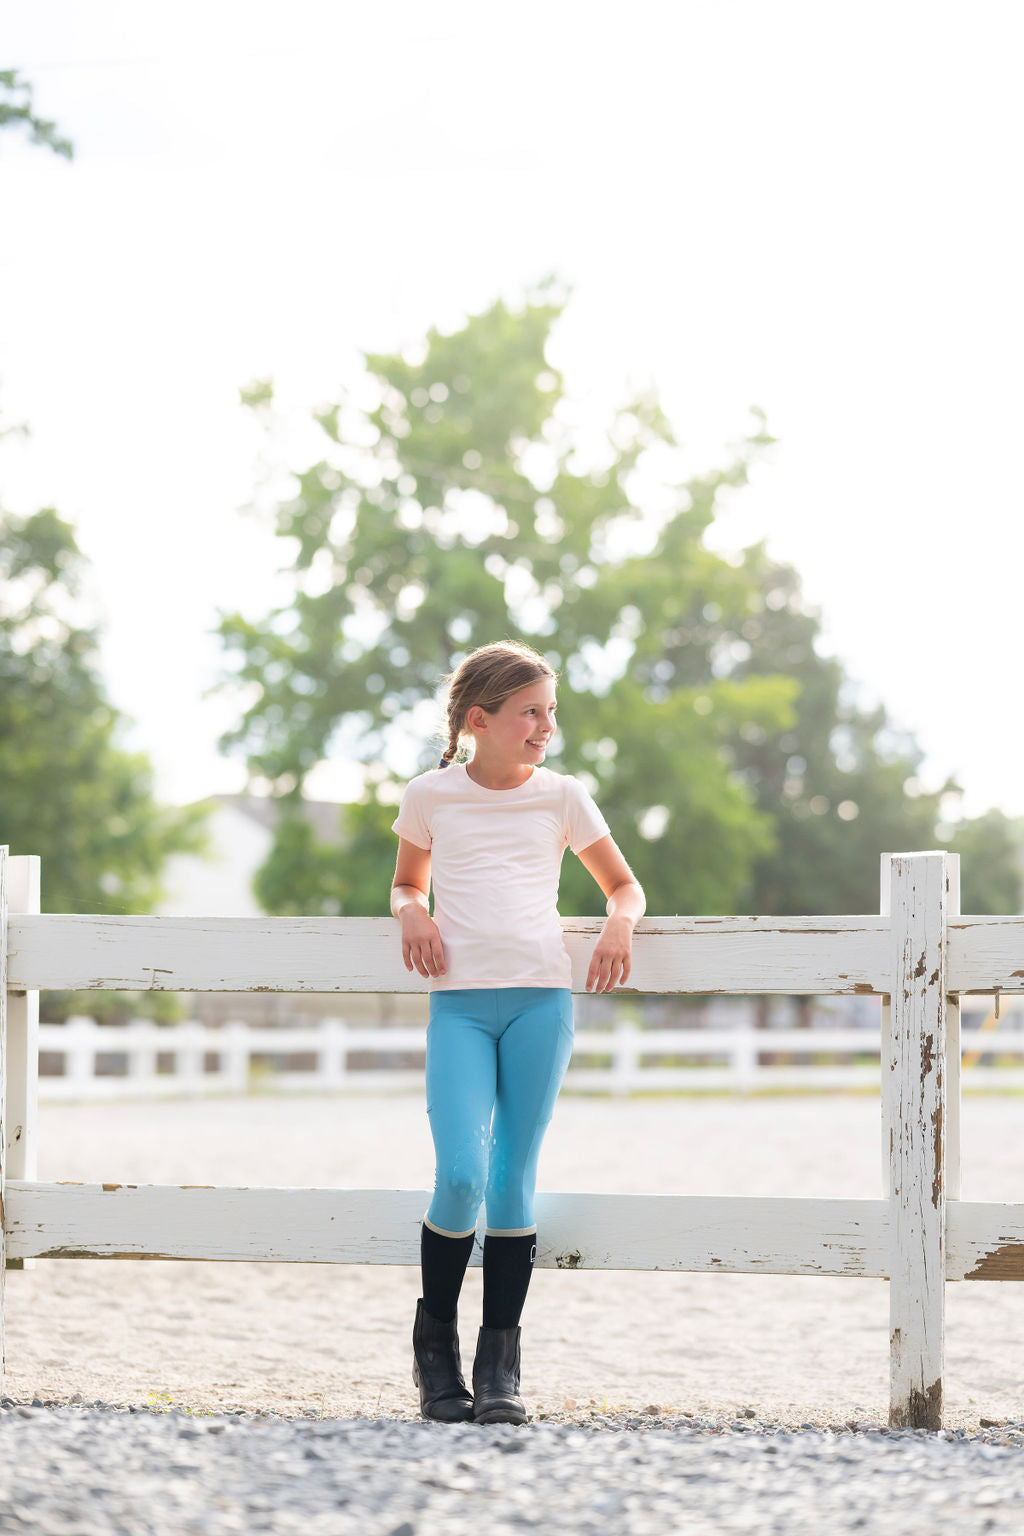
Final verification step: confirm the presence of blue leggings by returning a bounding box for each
[424,987,574,1237]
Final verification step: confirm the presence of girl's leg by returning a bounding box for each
[422,991,500,1316]
[483,987,574,1327]
[472,988,573,1425]
[414,991,500,1424]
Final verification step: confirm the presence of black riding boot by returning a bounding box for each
[412,1299,474,1423]
[472,1325,527,1425]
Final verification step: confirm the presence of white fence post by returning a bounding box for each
[320,1018,349,1091]
[63,1016,96,1097]
[221,1020,251,1094]
[1,845,9,1366]
[128,1018,159,1094]
[611,1019,638,1096]
[5,856,39,1273]
[175,1021,207,1098]
[732,1026,758,1094]
[883,851,947,1431]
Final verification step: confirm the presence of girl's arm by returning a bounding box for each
[391,839,447,978]
[576,835,646,993]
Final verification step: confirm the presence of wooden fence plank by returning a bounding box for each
[4,1182,890,1275]
[11,1182,1024,1278]
[7,914,892,995]
[885,852,947,1431]
[948,916,1024,992]
[948,1202,1024,1280]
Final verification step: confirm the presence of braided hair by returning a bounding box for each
[436,641,557,768]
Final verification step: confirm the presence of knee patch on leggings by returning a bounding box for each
[426,1123,491,1235]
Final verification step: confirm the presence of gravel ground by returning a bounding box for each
[3,1403,1024,1535]
[7,1092,1024,1530]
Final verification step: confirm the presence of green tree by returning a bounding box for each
[703,543,1021,914]
[0,69,73,158]
[948,809,1023,914]
[217,285,797,915]
[710,543,952,912]
[218,285,1020,919]
[0,507,210,914]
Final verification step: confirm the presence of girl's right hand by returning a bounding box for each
[400,906,447,978]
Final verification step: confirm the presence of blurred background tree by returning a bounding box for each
[216,285,1021,916]
[0,506,210,915]
[1,71,207,1020]
[0,68,73,158]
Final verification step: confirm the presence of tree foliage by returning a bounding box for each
[217,285,1020,917]
[0,506,210,914]
[0,69,73,159]
[949,810,1024,915]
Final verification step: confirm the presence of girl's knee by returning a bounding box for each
[429,1133,490,1231]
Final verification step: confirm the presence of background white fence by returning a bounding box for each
[34,1006,1024,1098]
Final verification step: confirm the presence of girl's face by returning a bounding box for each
[468,677,558,765]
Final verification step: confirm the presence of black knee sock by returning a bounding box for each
[482,1233,537,1330]
[420,1224,475,1323]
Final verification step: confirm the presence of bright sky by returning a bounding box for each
[2,1,1022,816]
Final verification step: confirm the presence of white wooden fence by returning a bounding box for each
[32,1009,1024,1098]
[3,845,1024,1429]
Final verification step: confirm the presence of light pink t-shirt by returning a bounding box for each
[391,763,611,991]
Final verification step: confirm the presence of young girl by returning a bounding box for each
[390,640,645,1425]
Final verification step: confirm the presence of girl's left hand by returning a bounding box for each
[586,915,633,993]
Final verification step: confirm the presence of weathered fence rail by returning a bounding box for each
[3,845,1024,1429]
[31,1013,1024,1099]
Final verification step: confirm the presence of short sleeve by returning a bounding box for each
[391,776,432,850]
[564,775,611,855]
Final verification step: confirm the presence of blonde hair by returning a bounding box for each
[438,641,558,765]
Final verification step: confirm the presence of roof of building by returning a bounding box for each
[199,793,347,847]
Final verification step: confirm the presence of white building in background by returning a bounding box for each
[156,794,346,918]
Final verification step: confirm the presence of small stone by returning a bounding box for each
[643,1405,661,1416]
[563,1398,577,1411]
[740,1408,756,1420]
[980,1417,1002,1428]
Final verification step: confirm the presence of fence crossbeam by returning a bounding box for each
[7,913,892,995]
